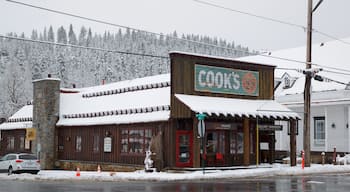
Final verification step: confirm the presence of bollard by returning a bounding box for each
[321,152,325,165]
[301,150,305,170]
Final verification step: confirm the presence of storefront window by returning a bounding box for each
[19,136,25,150]
[121,128,152,154]
[230,132,244,154]
[206,131,225,153]
[7,136,14,150]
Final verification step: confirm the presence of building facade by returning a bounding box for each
[0,52,299,170]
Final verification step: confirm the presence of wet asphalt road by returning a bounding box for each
[1,173,350,192]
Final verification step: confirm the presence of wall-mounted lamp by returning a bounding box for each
[331,123,336,128]
[66,136,71,141]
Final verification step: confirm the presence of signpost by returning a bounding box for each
[196,113,206,174]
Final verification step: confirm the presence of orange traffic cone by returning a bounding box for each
[76,167,81,177]
[97,165,101,173]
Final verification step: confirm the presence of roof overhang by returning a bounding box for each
[175,94,300,120]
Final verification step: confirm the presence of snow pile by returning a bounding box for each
[1,164,350,182]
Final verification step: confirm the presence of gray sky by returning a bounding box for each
[1,0,350,51]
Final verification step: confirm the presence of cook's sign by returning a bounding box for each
[195,64,259,96]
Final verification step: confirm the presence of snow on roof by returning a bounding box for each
[0,104,33,130]
[238,37,350,94]
[277,89,350,107]
[57,74,171,126]
[175,94,299,119]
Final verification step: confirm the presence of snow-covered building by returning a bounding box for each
[0,52,299,170]
[239,38,350,163]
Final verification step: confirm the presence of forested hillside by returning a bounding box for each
[0,24,254,117]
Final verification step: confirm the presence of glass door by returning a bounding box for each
[205,130,226,166]
[176,130,193,167]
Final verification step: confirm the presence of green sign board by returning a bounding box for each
[194,64,259,96]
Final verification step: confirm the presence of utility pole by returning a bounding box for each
[304,0,323,167]
[304,0,313,167]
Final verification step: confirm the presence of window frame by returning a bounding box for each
[93,135,100,153]
[75,135,82,152]
[314,116,325,146]
[121,128,153,155]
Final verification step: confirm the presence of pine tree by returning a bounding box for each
[78,26,87,46]
[48,26,55,42]
[68,24,77,45]
[57,26,67,44]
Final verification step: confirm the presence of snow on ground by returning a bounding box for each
[1,164,350,182]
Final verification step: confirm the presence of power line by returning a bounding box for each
[321,69,350,76]
[5,0,350,74]
[0,34,170,59]
[5,0,250,54]
[193,0,305,29]
[313,63,350,74]
[4,0,317,66]
[193,0,350,46]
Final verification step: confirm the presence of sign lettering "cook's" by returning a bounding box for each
[194,64,259,96]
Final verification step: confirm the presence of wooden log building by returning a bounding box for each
[0,52,299,170]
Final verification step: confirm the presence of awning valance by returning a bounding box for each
[175,94,300,120]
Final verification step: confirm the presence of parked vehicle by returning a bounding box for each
[0,153,40,175]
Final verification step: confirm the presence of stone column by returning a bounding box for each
[33,78,60,170]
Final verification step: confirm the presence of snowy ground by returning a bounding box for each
[1,164,350,182]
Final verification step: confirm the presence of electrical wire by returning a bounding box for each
[193,0,305,29]
[5,0,250,54]
[5,0,350,74]
[0,34,170,59]
[313,63,350,74]
[193,0,350,46]
[322,69,350,76]
[3,0,316,66]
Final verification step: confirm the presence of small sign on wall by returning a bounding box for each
[104,137,112,152]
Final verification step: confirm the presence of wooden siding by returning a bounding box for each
[56,121,171,167]
[170,52,275,118]
[0,129,32,156]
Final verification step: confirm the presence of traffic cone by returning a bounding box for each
[76,167,81,177]
[97,165,101,173]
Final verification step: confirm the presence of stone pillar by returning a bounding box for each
[243,118,250,166]
[33,78,60,170]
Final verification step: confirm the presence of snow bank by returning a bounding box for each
[1,164,350,182]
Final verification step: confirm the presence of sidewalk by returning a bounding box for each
[1,164,350,182]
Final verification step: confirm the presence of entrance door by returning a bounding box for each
[175,131,193,167]
[205,130,226,166]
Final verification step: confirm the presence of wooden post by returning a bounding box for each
[290,119,297,166]
[243,118,250,166]
[193,117,200,168]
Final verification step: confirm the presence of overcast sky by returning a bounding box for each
[1,0,350,51]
